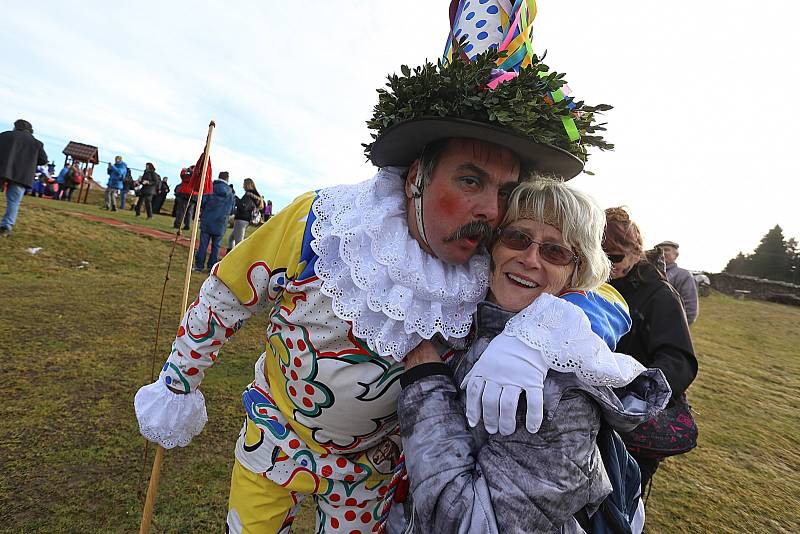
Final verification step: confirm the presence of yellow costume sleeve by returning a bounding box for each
[215,191,316,307]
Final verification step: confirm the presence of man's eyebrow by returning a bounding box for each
[455,163,489,180]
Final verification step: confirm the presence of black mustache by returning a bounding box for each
[444,220,494,243]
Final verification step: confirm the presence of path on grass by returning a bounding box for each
[64,211,197,249]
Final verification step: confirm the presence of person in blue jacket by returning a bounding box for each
[194,171,235,272]
[105,156,127,211]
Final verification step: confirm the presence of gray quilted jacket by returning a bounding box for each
[388,301,671,534]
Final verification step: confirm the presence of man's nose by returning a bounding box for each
[473,190,501,223]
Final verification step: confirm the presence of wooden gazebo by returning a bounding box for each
[63,141,100,203]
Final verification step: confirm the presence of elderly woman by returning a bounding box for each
[388,179,671,533]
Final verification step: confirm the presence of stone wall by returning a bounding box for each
[708,272,800,304]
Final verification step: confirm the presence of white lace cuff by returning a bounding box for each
[134,379,208,449]
[503,293,645,387]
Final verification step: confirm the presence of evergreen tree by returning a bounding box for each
[723,225,798,282]
[724,252,751,275]
[750,225,790,281]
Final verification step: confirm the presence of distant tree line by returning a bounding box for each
[724,225,800,284]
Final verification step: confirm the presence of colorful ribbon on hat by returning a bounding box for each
[444,0,580,142]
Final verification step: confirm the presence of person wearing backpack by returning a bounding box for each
[135,162,160,219]
[225,177,264,253]
[603,208,699,495]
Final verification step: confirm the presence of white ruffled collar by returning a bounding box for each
[310,167,489,361]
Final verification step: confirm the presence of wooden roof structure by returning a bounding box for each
[63,141,100,164]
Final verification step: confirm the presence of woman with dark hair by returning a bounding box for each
[136,163,160,219]
[602,207,698,491]
[226,178,264,251]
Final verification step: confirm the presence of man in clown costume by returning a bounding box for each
[135,1,637,532]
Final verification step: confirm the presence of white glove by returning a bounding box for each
[134,379,208,449]
[461,332,549,435]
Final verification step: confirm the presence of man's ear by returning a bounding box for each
[405,159,421,199]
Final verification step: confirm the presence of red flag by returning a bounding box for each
[189,152,213,195]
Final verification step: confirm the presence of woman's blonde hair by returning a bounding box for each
[500,176,611,291]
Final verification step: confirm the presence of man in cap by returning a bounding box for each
[135,2,626,531]
[657,240,699,324]
[0,119,48,237]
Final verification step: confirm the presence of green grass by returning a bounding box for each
[1,194,798,533]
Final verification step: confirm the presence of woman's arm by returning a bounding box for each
[400,344,600,533]
[640,287,698,395]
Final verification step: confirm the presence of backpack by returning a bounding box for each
[250,207,263,225]
[577,423,643,534]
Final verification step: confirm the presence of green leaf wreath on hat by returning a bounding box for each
[364,0,612,174]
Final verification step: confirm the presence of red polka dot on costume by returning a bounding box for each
[297,339,307,351]
[357,500,368,509]
[225,327,235,337]
[361,512,371,523]
[177,326,186,337]
[321,465,333,477]
[288,386,297,396]
[345,474,355,482]
[290,371,298,381]
[345,511,356,521]
[190,350,202,359]
[304,384,315,395]
[345,498,357,507]
[186,367,199,376]
[211,339,222,346]
[288,439,300,449]
[336,458,347,468]
[349,530,361,534]
[378,486,388,496]
[293,357,302,367]
[302,398,313,408]
[286,338,294,349]
[354,464,363,473]
[331,518,339,529]
[329,493,340,502]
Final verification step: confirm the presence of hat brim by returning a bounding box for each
[369,118,584,179]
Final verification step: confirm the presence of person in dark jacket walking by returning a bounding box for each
[0,119,48,236]
[152,176,170,215]
[226,178,264,251]
[194,171,235,272]
[121,167,135,210]
[135,163,160,219]
[603,207,698,491]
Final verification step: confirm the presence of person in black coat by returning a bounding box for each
[135,162,160,219]
[0,119,48,236]
[152,176,170,215]
[602,207,698,490]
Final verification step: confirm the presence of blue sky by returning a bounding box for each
[2,1,799,272]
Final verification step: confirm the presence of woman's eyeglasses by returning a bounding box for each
[497,227,579,266]
[606,253,626,264]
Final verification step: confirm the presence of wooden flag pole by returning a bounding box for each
[139,120,216,534]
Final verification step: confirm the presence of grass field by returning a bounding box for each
[1,193,798,533]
